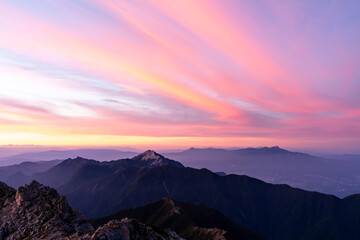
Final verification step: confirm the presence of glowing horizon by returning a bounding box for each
[0,1,359,152]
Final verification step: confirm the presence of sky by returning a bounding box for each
[0,0,359,152]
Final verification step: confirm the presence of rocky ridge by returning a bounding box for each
[0,181,93,239]
[0,181,181,240]
[74,218,183,240]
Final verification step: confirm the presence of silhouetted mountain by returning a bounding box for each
[0,160,62,188]
[320,153,360,161]
[56,151,360,240]
[0,149,138,166]
[0,181,182,240]
[90,198,264,240]
[165,147,360,197]
[37,151,184,188]
[33,157,100,188]
[215,172,227,176]
[0,160,62,179]
[4,171,32,188]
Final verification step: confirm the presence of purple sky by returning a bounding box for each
[0,0,359,152]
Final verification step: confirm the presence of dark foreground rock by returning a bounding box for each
[0,181,181,240]
[73,219,183,240]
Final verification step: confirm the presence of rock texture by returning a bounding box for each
[74,218,183,240]
[0,181,93,240]
[0,181,182,240]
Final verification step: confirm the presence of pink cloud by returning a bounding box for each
[0,0,359,150]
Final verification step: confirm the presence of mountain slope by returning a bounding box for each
[4,171,32,188]
[0,160,62,179]
[59,157,360,240]
[90,198,264,240]
[33,157,100,188]
[55,150,184,192]
[77,218,182,240]
[0,160,63,188]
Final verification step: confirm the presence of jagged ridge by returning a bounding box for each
[0,181,182,240]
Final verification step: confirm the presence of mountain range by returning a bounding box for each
[54,153,360,240]
[165,147,360,197]
[1,148,360,239]
[2,146,359,197]
[0,149,138,166]
[0,160,62,188]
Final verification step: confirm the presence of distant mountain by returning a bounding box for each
[56,151,360,240]
[0,149,138,166]
[0,159,62,178]
[4,171,32,188]
[165,147,360,197]
[0,181,182,240]
[322,153,360,161]
[0,160,62,188]
[90,198,264,240]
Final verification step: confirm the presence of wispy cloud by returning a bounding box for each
[0,0,359,150]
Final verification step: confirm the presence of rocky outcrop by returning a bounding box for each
[74,219,183,240]
[0,181,182,240]
[0,181,93,240]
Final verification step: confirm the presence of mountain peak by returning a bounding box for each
[136,150,162,161]
[132,150,185,168]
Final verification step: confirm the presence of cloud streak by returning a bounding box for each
[0,0,359,151]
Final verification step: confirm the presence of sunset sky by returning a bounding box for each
[0,0,359,152]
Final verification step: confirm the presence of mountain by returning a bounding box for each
[0,181,182,240]
[320,153,360,161]
[4,171,32,188]
[165,147,360,197]
[90,198,264,240]
[0,160,62,179]
[56,151,360,240]
[0,160,63,188]
[131,150,185,168]
[33,157,100,188]
[0,149,138,166]
[38,150,184,189]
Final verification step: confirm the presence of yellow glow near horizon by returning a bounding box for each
[0,1,359,152]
